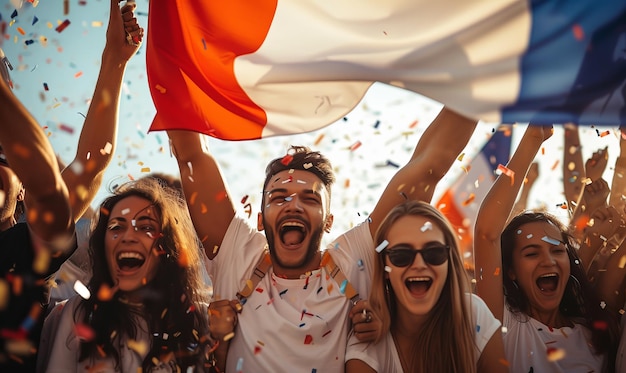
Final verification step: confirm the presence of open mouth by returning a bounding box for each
[405,277,432,296]
[536,273,559,292]
[279,221,307,246]
[117,252,146,271]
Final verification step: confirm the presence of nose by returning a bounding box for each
[121,226,139,242]
[284,194,303,212]
[410,251,428,269]
[539,251,556,266]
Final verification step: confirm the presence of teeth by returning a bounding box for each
[539,273,558,278]
[117,252,145,260]
[282,222,304,228]
[407,277,430,282]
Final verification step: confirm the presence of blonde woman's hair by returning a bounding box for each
[369,200,477,373]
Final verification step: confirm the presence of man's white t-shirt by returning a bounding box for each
[344,293,500,372]
[209,216,374,373]
[503,306,604,373]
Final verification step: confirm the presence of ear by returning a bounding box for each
[17,184,25,201]
[324,214,334,233]
[257,212,264,231]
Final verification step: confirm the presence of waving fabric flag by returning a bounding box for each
[436,126,512,271]
[146,0,626,140]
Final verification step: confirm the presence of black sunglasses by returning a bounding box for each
[385,243,450,267]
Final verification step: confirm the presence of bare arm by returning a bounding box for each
[168,130,235,258]
[367,107,477,239]
[562,125,585,213]
[512,162,539,217]
[345,359,377,373]
[61,0,143,222]
[610,126,626,208]
[477,329,509,373]
[474,125,552,320]
[0,62,73,248]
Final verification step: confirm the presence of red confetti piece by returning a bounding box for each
[349,141,362,151]
[215,190,227,202]
[408,120,418,128]
[593,320,608,330]
[280,154,293,166]
[572,24,584,41]
[254,346,262,354]
[55,19,71,33]
[74,323,95,341]
[304,335,313,344]
[43,83,49,91]
[58,123,74,134]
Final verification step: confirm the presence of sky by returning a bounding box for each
[1,0,622,246]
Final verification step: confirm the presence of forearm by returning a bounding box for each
[477,128,545,238]
[563,126,584,207]
[610,154,626,208]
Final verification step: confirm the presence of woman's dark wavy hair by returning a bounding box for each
[75,178,211,371]
[501,211,618,372]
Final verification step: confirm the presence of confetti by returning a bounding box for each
[55,19,71,33]
[73,280,91,299]
[375,240,389,253]
[74,323,95,341]
[541,236,561,245]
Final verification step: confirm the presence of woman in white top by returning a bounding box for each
[346,200,508,372]
[41,178,213,372]
[474,124,618,373]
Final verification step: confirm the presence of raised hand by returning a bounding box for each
[585,147,609,182]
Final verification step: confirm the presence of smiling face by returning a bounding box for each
[258,169,333,277]
[508,221,571,319]
[384,215,448,323]
[105,195,162,293]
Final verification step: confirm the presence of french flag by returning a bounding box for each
[146,0,626,140]
[436,127,512,268]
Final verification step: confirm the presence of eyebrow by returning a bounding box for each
[265,188,321,197]
[108,216,159,224]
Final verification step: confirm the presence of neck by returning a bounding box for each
[529,308,572,328]
[273,251,322,279]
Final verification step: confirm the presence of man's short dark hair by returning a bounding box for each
[262,145,335,206]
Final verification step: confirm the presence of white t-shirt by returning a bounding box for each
[210,216,374,373]
[345,293,500,372]
[503,306,604,373]
[42,296,176,373]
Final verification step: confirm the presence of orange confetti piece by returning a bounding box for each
[349,141,362,151]
[314,133,325,145]
[17,27,25,35]
[551,160,559,171]
[572,24,584,41]
[461,193,475,206]
[74,71,83,78]
[408,120,418,129]
[493,267,501,276]
[215,190,227,201]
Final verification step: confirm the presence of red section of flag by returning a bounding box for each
[146,0,277,140]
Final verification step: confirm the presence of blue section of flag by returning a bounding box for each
[482,128,512,174]
[502,0,626,125]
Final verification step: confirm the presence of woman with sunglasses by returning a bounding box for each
[474,124,618,373]
[345,200,507,372]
